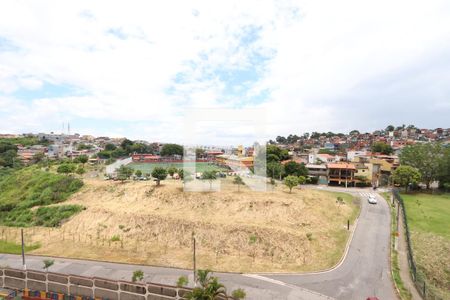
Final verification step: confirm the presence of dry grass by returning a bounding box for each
[4,178,359,273]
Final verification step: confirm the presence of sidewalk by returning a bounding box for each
[397,208,422,300]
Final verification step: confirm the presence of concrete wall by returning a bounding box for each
[1,268,188,300]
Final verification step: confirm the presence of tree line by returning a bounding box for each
[392,143,450,191]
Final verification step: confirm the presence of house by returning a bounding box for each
[327,163,356,187]
[305,164,328,184]
[215,154,253,170]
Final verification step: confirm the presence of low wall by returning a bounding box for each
[0,268,194,300]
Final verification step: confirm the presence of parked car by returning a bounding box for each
[368,195,378,204]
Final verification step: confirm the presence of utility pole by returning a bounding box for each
[21,228,26,270]
[192,232,197,287]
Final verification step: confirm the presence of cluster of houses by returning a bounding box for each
[2,126,449,188]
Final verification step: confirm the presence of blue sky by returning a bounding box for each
[0,1,449,145]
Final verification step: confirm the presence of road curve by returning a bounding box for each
[265,187,396,300]
[0,187,396,300]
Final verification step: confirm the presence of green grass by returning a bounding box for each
[327,191,360,223]
[128,162,228,174]
[401,193,450,299]
[401,193,450,239]
[0,166,84,227]
[0,240,40,254]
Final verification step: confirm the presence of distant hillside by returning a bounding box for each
[0,166,84,227]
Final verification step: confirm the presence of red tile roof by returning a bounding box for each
[327,163,356,170]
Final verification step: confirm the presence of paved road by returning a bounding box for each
[267,187,396,300]
[0,187,396,300]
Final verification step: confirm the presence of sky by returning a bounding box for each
[0,0,450,145]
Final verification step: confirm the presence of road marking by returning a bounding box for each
[242,274,336,299]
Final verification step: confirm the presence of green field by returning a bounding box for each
[402,193,450,298]
[0,240,40,254]
[128,162,228,173]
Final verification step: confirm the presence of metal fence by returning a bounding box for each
[392,189,445,300]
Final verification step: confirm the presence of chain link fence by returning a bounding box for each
[393,189,446,300]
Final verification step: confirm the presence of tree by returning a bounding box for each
[117,165,133,182]
[201,171,217,190]
[184,270,227,300]
[43,259,54,272]
[371,142,393,155]
[385,125,395,132]
[57,163,76,175]
[160,144,183,157]
[298,175,306,185]
[167,166,178,177]
[132,270,144,282]
[233,175,244,192]
[77,155,88,165]
[152,167,167,186]
[392,165,421,192]
[266,161,284,179]
[104,143,117,151]
[135,170,142,177]
[195,148,206,159]
[437,147,450,189]
[284,175,299,193]
[120,139,134,150]
[231,288,247,299]
[349,130,360,136]
[284,161,308,177]
[400,143,444,189]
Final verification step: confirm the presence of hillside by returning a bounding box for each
[17,178,360,273]
[0,166,84,227]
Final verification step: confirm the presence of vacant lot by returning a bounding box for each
[402,193,450,299]
[128,162,228,174]
[3,178,359,273]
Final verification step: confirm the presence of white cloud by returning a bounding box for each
[0,0,449,144]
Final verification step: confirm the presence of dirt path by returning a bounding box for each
[398,208,423,300]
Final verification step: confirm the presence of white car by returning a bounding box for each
[368,195,377,204]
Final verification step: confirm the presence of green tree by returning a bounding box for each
[185,270,227,300]
[392,165,421,192]
[284,175,299,193]
[160,144,183,157]
[385,125,395,132]
[400,143,444,189]
[349,130,360,135]
[43,259,54,272]
[117,165,133,182]
[104,143,117,151]
[135,170,142,177]
[32,152,45,163]
[77,155,88,165]
[298,175,306,185]
[371,142,393,155]
[167,166,178,177]
[267,161,284,179]
[284,161,308,177]
[437,147,450,189]
[132,270,144,282]
[201,171,217,190]
[152,167,168,186]
[195,148,206,158]
[233,175,244,192]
